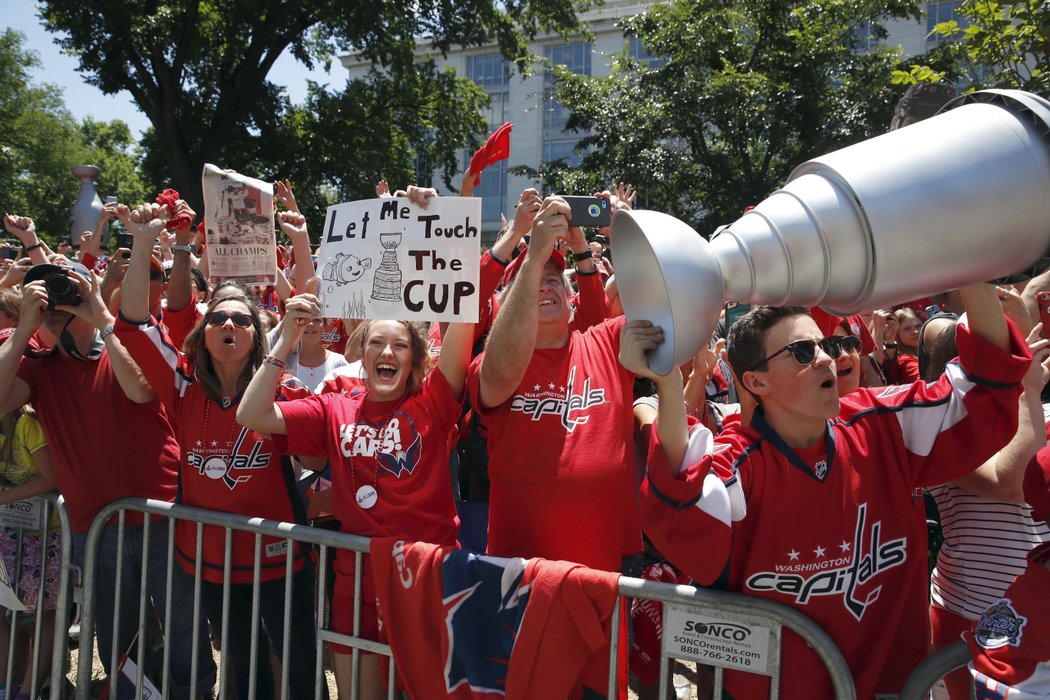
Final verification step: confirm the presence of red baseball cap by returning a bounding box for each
[501,246,566,287]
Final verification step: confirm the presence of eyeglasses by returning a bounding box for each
[749,335,860,372]
[205,311,253,328]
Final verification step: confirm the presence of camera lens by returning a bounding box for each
[44,273,81,308]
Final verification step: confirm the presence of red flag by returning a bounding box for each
[469,122,513,175]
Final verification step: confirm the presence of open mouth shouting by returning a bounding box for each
[374,361,399,381]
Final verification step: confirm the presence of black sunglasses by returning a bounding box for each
[205,311,253,328]
[750,335,860,372]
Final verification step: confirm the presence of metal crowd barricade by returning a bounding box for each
[609,577,856,700]
[0,491,73,698]
[77,497,394,700]
[899,642,971,700]
[78,497,858,700]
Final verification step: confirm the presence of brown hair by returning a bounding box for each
[182,296,269,404]
[0,288,19,325]
[726,305,809,379]
[357,319,433,394]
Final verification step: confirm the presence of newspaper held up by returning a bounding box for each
[201,164,276,287]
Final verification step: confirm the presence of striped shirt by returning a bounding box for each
[930,484,1050,620]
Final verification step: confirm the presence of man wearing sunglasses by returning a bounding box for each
[623,283,1039,700]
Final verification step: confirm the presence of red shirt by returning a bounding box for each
[114,315,311,582]
[321,319,350,355]
[467,315,639,571]
[17,349,180,533]
[274,369,461,548]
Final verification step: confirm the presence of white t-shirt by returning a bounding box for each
[294,351,349,393]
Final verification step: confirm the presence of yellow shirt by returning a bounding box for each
[0,414,58,531]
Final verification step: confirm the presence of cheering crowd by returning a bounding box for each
[1,83,1049,700]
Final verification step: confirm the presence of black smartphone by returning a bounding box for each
[562,196,611,227]
[115,232,134,250]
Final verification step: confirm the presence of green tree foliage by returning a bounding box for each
[0,30,145,241]
[526,0,920,235]
[263,62,490,233]
[894,0,1048,96]
[38,0,589,215]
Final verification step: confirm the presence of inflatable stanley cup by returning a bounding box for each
[614,89,1050,374]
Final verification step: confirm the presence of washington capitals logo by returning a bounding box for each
[339,412,423,477]
[441,551,531,694]
[509,365,607,432]
[187,427,270,490]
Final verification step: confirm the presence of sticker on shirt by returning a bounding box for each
[974,599,1026,649]
[744,503,907,621]
[509,365,606,432]
[662,605,775,675]
[187,427,271,491]
[339,412,423,477]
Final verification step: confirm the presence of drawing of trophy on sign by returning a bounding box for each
[372,231,403,302]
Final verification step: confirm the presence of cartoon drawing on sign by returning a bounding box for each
[372,231,403,302]
[339,292,367,320]
[322,252,373,286]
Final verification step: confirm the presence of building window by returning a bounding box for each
[628,36,667,68]
[467,54,510,88]
[543,43,592,168]
[927,0,968,41]
[849,20,879,52]
[467,53,512,223]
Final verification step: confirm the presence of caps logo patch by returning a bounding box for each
[974,599,1026,649]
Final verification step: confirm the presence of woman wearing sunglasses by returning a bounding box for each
[239,295,475,700]
[114,202,321,700]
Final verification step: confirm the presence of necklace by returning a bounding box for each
[347,390,409,510]
[200,397,243,481]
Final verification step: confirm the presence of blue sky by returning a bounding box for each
[5,0,337,139]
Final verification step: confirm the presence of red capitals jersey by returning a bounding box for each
[273,368,461,549]
[370,538,621,700]
[114,315,310,583]
[967,542,1050,699]
[467,315,639,572]
[641,318,1030,699]
[321,318,350,355]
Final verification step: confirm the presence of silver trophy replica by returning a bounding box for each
[372,231,404,302]
[614,89,1050,374]
[70,165,104,248]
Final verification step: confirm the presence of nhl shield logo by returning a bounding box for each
[813,460,828,480]
[974,599,1026,649]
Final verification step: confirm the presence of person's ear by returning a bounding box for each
[741,369,772,397]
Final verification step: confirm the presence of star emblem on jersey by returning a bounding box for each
[746,503,907,621]
[440,551,531,694]
[509,365,607,432]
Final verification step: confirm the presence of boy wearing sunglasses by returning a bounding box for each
[621,283,1040,700]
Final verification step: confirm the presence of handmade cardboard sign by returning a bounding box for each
[317,197,481,322]
[201,164,277,286]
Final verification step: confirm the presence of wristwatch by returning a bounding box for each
[172,244,196,254]
[99,324,116,341]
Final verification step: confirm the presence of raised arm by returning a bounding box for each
[478,197,568,409]
[61,268,156,403]
[278,210,315,294]
[0,284,43,416]
[164,199,198,312]
[117,203,169,322]
[952,326,1050,501]
[3,214,49,267]
[491,188,540,263]
[436,320,475,400]
[238,293,319,435]
[958,282,1010,353]
[619,319,688,473]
